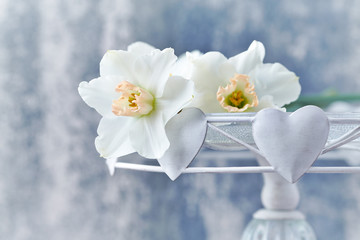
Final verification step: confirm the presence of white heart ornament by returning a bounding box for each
[158,108,207,181]
[252,105,329,183]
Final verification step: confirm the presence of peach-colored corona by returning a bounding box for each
[217,74,258,112]
[112,81,154,117]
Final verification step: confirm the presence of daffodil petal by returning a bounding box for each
[99,50,141,86]
[229,40,265,74]
[171,50,202,79]
[127,41,156,56]
[95,117,135,159]
[130,112,169,159]
[78,76,122,117]
[250,63,301,107]
[156,76,194,123]
[190,92,226,113]
[249,95,284,112]
[191,51,231,92]
[186,50,203,62]
[133,48,177,98]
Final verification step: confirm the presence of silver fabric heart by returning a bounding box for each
[158,108,207,181]
[252,105,329,183]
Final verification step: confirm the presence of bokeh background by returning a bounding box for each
[1,0,360,239]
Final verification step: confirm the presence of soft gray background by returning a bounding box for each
[1,0,360,239]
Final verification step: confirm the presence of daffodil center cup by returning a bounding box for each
[217,74,258,112]
[112,81,154,117]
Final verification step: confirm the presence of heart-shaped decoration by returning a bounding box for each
[158,108,207,181]
[252,105,329,183]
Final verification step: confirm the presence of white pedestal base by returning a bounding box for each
[241,156,317,239]
[253,209,305,220]
[241,217,317,240]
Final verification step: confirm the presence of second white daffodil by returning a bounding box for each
[188,40,301,113]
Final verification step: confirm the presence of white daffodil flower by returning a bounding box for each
[78,42,194,160]
[189,40,301,113]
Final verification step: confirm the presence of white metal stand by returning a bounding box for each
[112,108,360,239]
[241,156,316,239]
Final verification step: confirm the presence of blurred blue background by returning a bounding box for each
[1,0,360,239]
